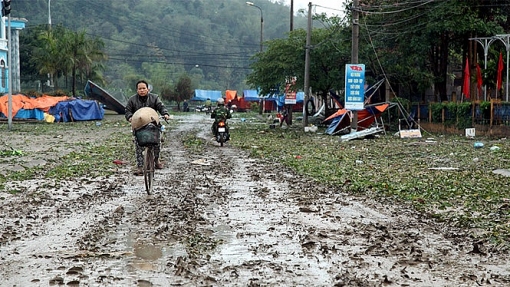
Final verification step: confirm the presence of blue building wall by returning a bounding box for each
[1,17,26,94]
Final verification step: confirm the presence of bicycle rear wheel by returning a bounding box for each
[143,147,155,195]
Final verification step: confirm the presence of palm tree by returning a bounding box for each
[33,27,61,91]
[61,30,106,96]
[33,25,106,95]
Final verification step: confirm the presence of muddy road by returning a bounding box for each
[1,113,509,286]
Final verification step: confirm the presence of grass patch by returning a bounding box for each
[45,131,132,179]
[1,114,179,190]
[181,130,206,152]
[1,117,133,192]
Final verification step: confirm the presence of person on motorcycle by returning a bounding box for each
[211,98,231,137]
[125,80,170,175]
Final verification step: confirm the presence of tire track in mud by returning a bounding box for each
[0,176,139,285]
[200,148,335,286]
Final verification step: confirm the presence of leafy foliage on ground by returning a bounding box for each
[230,116,510,247]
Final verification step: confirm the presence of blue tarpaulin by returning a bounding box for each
[242,90,260,101]
[275,92,304,108]
[49,99,104,122]
[13,108,45,120]
[191,90,222,102]
[325,113,349,135]
[243,90,296,102]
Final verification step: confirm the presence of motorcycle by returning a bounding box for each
[215,119,230,146]
[195,105,212,114]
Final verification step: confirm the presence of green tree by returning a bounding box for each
[160,85,176,105]
[60,29,106,96]
[30,25,106,96]
[19,25,47,84]
[174,74,194,109]
[355,0,507,101]
[247,22,351,107]
[33,26,63,91]
[78,36,107,88]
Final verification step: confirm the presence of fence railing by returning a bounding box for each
[388,99,510,136]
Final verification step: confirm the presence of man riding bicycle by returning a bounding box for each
[125,80,170,175]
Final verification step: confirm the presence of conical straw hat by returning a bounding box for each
[131,107,160,130]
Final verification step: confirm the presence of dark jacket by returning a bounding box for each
[211,106,232,122]
[125,93,169,121]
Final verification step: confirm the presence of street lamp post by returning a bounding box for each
[246,2,263,52]
[469,37,497,101]
[48,0,51,27]
[493,34,510,102]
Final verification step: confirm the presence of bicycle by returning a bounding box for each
[134,115,168,195]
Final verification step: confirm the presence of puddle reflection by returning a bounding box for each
[134,243,162,261]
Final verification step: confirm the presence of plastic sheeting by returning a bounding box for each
[14,108,45,120]
[191,90,222,102]
[49,99,104,122]
[0,94,69,119]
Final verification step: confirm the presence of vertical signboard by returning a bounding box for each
[284,76,297,105]
[344,64,365,110]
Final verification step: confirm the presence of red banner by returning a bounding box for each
[476,63,483,99]
[462,57,470,99]
[284,77,297,105]
[497,52,504,91]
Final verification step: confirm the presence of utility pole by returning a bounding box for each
[246,2,264,114]
[286,0,297,126]
[46,0,53,91]
[350,0,360,132]
[245,2,263,50]
[290,0,293,31]
[2,0,13,130]
[303,2,312,128]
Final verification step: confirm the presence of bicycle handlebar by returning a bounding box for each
[159,116,169,124]
[151,115,173,124]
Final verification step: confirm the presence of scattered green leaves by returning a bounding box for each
[181,130,206,152]
[230,117,510,246]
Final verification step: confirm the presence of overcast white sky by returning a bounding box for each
[277,0,347,17]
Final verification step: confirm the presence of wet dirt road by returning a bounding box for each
[1,114,509,286]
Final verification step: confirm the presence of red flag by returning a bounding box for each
[463,57,470,99]
[476,63,483,98]
[476,63,483,89]
[497,52,504,91]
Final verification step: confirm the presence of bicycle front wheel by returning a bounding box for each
[143,146,155,195]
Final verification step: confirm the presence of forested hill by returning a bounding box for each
[14,0,308,94]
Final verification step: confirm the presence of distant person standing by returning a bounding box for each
[125,80,170,175]
[183,99,189,112]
